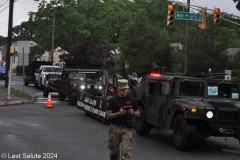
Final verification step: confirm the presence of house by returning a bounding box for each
[226,48,240,62]
[0,45,6,66]
[0,41,68,69]
[40,46,69,66]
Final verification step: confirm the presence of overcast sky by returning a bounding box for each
[0,0,239,37]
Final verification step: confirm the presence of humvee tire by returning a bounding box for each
[43,86,48,97]
[24,79,29,86]
[69,90,77,105]
[34,82,38,88]
[173,114,196,151]
[40,78,43,90]
[59,92,66,101]
[135,106,152,136]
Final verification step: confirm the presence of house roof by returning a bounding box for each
[226,48,240,56]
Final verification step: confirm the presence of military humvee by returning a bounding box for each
[123,69,240,151]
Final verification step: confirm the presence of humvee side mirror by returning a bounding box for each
[162,82,170,95]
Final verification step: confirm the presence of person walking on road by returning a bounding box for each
[106,79,140,160]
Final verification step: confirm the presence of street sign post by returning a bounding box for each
[197,13,203,21]
[17,40,30,95]
[175,11,202,21]
[175,11,191,20]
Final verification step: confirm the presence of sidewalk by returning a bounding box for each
[0,87,35,106]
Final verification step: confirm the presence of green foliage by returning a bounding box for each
[0,36,7,46]
[16,66,23,74]
[233,0,240,10]
[11,0,240,79]
[105,59,115,68]
[29,45,45,61]
[0,86,31,98]
[12,21,35,42]
[119,8,174,76]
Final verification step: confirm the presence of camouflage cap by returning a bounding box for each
[117,79,129,89]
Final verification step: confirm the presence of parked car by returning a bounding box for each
[24,61,53,87]
[0,65,6,80]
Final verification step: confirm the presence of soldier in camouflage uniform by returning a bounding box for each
[106,79,140,160]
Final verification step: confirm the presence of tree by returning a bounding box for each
[0,36,7,46]
[12,21,35,42]
[32,0,129,68]
[233,0,240,11]
[119,9,173,76]
[29,45,45,61]
[13,0,240,78]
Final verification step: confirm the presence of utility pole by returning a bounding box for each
[184,0,190,74]
[50,7,55,63]
[5,0,14,87]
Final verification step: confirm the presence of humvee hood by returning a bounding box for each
[176,98,240,109]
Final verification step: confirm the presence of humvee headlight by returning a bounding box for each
[94,85,98,89]
[80,85,85,90]
[206,111,213,119]
[87,85,91,89]
[99,86,103,90]
[190,107,197,113]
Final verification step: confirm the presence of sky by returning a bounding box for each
[0,0,239,37]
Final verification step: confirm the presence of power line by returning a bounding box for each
[0,0,8,8]
[16,0,31,2]
[0,4,9,13]
[0,22,8,25]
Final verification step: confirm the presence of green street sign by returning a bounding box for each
[175,11,203,21]
[196,13,203,21]
[175,11,191,20]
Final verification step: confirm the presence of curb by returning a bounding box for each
[0,96,35,106]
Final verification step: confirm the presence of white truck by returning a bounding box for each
[35,65,62,90]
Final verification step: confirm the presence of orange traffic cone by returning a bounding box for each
[46,92,53,108]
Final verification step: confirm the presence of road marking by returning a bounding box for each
[11,81,23,84]
[0,81,22,84]
[35,101,59,104]
[34,97,67,104]
[35,93,59,95]
[37,97,59,100]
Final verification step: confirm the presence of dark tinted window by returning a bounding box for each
[159,83,162,96]
[43,67,61,72]
[208,82,239,98]
[149,82,155,95]
[180,81,204,96]
[171,81,175,95]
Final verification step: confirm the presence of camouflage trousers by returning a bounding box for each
[108,124,132,160]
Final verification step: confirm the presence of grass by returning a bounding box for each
[108,78,113,83]
[0,86,31,98]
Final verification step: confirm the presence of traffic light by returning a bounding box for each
[199,8,207,30]
[213,7,220,24]
[167,5,175,27]
[10,46,15,54]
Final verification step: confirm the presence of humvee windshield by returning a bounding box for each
[179,81,204,97]
[43,67,62,72]
[207,82,239,99]
[69,72,102,80]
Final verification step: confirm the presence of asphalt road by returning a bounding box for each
[0,77,239,160]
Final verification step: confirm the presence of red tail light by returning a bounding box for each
[109,87,114,92]
[150,73,161,77]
